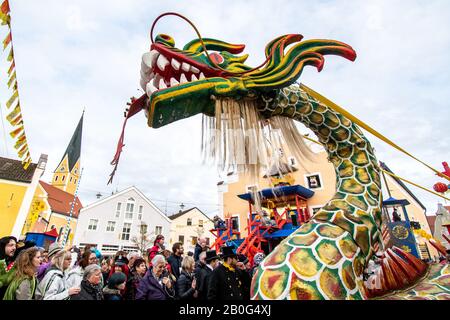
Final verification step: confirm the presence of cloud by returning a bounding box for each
[0,0,449,218]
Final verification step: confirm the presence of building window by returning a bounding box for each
[179,235,184,243]
[121,223,131,240]
[191,236,197,245]
[139,205,143,213]
[187,218,192,226]
[198,219,203,227]
[125,198,135,219]
[60,167,65,172]
[116,202,122,218]
[155,226,162,235]
[231,216,239,231]
[54,176,59,182]
[88,219,98,230]
[74,179,77,184]
[205,237,210,245]
[106,221,116,232]
[74,169,77,174]
[50,224,56,230]
[305,173,323,189]
[140,224,148,234]
[138,214,142,220]
[69,177,73,182]
[62,175,65,182]
[102,244,119,252]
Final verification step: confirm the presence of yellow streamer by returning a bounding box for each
[7,70,15,87]
[6,103,19,121]
[9,125,23,138]
[380,168,450,202]
[5,90,18,108]
[300,84,450,183]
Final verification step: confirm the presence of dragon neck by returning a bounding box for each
[258,84,383,259]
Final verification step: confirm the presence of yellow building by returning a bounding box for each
[21,113,84,246]
[168,207,215,253]
[218,145,336,238]
[0,154,47,238]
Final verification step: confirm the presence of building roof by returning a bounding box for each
[80,186,172,223]
[427,215,436,234]
[0,156,37,183]
[380,161,427,211]
[169,207,213,222]
[40,181,83,218]
[57,113,83,172]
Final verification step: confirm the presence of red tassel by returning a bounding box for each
[108,94,146,184]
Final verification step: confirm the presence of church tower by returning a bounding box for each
[51,112,83,195]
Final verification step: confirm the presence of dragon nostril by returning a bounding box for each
[155,34,175,47]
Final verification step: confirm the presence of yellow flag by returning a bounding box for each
[9,125,23,138]
[17,143,28,158]
[22,156,32,170]
[7,45,13,61]
[7,71,16,88]
[2,30,11,49]
[9,113,22,126]
[6,90,18,108]
[14,133,26,149]
[6,103,20,121]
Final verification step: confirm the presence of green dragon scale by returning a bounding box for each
[118,29,450,299]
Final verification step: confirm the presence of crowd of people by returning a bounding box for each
[0,235,266,301]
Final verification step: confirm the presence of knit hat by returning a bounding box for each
[48,242,63,258]
[108,272,126,289]
[114,254,129,266]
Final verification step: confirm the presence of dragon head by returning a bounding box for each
[140,33,356,128]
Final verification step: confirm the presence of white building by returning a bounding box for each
[73,186,171,256]
[168,207,215,253]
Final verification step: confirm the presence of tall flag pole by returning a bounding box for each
[61,167,83,247]
[0,0,32,168]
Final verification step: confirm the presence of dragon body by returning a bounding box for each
[118,24,450,299]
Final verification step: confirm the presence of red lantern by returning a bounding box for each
[433,182,448,193]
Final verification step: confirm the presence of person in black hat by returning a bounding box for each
[236,254,251,300]
[207,246,244,300]
[196,250,219,300]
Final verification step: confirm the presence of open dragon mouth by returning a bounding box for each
[140,43,223,98]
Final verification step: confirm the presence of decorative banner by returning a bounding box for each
[1,0,32,169]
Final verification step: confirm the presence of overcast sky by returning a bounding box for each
[0,0,449,217]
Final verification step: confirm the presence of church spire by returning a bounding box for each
[51,112,83,195]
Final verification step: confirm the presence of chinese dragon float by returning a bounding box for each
[110,13,450,300]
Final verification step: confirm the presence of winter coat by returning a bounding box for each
[194,244,203,262]
[35,266,70,300]
[66,265,83,288]
[176,270,196,300]
[135,271,175,300]
[0,259,16,299]
[207,263,244,300]
[167,254,183,279]
[237,269,251,300]
[70,279,103,300]
[103,287,122,301]
[36,262,51,282]
[3,276,37,300]
[196,264,213,300]
[124,271,144,300]
[147,245,164,263]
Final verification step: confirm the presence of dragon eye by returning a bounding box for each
[209,52,224,65]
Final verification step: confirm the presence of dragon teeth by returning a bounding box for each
[142,50,159,69]
[171,58,181,71]
[146,82,158,96]
[181,62,191,72]
[140,78,148,91]
[199,72,205,80]
[159,78,167,89]
[179,73,188,84]
[157,54,169,71]
[153,74,162,87]
[190,66,200,73]
[191,74,198,81]
[170,77,179,86]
